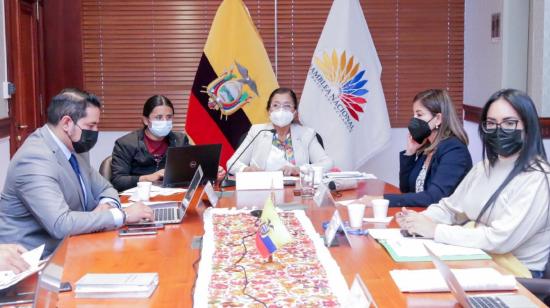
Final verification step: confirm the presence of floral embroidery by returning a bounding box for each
[272,134,296,165]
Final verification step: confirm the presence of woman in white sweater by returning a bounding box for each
[397,89,550,277]
[227,88,333,176]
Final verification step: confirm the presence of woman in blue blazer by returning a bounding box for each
[363,89,472,207]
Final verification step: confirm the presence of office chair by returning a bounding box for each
[315,132,324,149]
[517,253,550,305]
[99,155,112,180]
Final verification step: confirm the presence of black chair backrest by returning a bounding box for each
[99,155,112,180]
[237,132,248,148]
[315,132,324,149]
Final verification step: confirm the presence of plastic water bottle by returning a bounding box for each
[300,164,315,198]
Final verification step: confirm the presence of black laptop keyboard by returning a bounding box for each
[154,208,176,222]
[469,296,510,308]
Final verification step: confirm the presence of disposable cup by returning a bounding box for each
[347,203,366,229]
[137,181,152,201]
[372,199,389,219]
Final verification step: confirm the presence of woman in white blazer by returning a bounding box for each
[227,88,333,176]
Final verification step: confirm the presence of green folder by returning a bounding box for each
[378,239,492,262]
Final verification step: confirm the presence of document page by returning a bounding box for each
[0,244,45,290]
[390,268,517,292]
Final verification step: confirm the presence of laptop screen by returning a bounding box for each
[163,144,221,186]
[33,237,69,308]
[182,165,204,210]
[425,245,471,308]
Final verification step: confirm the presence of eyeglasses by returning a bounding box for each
[481,119,520,134]
[270,103,294,111]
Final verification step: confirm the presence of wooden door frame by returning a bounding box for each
[4,0,46,156]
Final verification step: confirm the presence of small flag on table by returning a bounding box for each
[255,197,292,258]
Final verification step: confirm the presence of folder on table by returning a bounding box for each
[368,229,491,262]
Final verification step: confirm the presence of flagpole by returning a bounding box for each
[274,0,278,76]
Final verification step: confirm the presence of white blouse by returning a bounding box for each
[422,158,550,270]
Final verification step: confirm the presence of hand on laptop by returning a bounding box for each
[396,207,436,238]
[124,202,155,224]
[138,169,165,182]
[0,244,30,273]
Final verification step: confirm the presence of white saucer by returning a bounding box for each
[363,216,393,223]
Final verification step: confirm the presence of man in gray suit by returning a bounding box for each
[0,89,153,256]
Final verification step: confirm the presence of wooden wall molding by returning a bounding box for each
[464,104,550,139]
[540,118,550,139]
[0,118,10,138]
[463,104,483,123]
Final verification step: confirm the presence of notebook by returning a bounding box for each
[75,273,158,299]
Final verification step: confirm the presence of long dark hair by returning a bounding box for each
[476,89,549,223]
[143,95,175,117]
[414,89,469,154]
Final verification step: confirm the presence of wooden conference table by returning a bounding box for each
[11,180,546,307]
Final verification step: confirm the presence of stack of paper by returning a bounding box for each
[368,229,491,262]
[324,171,376,180]
[390,268,517,292]
[75,273,159,298]
[0,244,45,290]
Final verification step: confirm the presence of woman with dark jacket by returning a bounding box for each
[110,95,189,191]
[361,89,472,207]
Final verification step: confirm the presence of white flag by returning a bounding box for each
[299,0,390,171]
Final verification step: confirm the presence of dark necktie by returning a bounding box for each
[69,154,87,211]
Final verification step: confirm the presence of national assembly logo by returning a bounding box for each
[308,50,369,132]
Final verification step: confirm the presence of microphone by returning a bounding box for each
[220,128,276,188]
[327,179,358,192]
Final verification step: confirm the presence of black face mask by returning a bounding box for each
[484,128,523,157]
[72,126,99,153]
[408,117,433,144]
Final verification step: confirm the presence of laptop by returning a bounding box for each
[162,144,221,187]
[0,238,69,307]
[33,238,69,308]
[425,245,538,308]
[150,165,204,224]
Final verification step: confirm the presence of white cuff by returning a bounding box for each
[110,208,124,227]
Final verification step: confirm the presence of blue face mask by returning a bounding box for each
[148,120,172,138]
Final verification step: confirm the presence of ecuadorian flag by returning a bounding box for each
[255,197,293,258]
[185,0,279,166]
